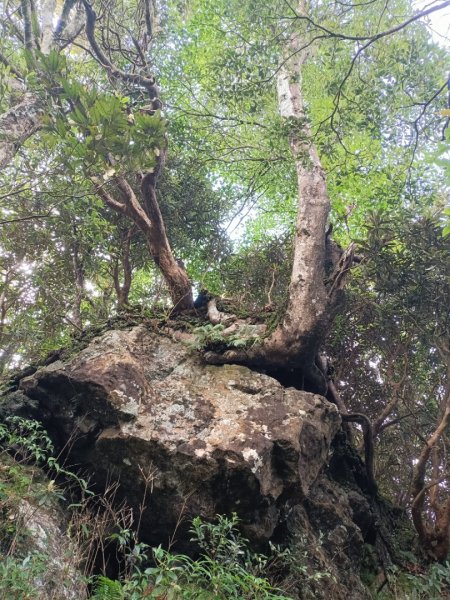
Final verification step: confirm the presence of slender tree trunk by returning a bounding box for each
[0,343,15,375]
[113,227,133,308]
[141,176,193,311]
[205,3,333,376]
[0,268,13,346]
[0,269,15,373]
[96,175,194,311]
[71,223,85,329]
[261,34,330,364]
[41,0,57,53]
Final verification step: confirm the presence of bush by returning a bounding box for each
[92,514,292,599]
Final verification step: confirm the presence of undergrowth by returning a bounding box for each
[375,561,450,600]
[91,513,292,600]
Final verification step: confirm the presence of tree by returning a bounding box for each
[328,207,450,559]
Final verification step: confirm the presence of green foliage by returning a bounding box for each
[0,418,92,599]
[327,204,449,509]
[278,531,339,600]
[0,553,49,600]
[0,416,92,513]
[0,416,54,464]
[191,323,228,349]
[377,561,450,599]
[92,514,292,599]
[91,576,125,600]
[46,85,167,176]
[0,0,450,580]
[221,234,293,310]
[1,0,447,375]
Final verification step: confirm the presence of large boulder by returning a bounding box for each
[14,325,340,545]
[2,325,379,598]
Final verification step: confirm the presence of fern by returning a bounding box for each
[91,576,124,600]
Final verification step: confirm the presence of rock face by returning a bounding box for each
[2,325,376,598]
[0,454,87,600]
[13,496,88,600]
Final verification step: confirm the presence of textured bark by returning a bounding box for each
[141,176,194,311]
[21,0,36,51]
[71,225,85,330]
[96,176,193,311]
[113,228,133,308]
[0,269,16,373]
[0,268,12,351]
[41,0,57,53]
[266,6,330,362]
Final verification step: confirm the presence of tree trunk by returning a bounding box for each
[260,44,330,364]
[0,343,15,375]
[113,227,134,308]
[71,223,85,330]
[141,176,193,311]
[41,0,57,53]
[95,175,194,311]
[205,3,333,380]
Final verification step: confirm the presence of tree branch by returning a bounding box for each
[81,0,159,96]
[285,0,450,42]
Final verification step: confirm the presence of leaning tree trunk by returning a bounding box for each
[94,175,193,311]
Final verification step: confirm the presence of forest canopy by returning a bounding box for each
[0,0,449,561]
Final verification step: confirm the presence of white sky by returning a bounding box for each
[414,0,450,47]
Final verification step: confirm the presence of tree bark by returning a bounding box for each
[261,38,330,363]
[71,223,85,330]
[96,175,193,311]
[41,0,57,53]
[113,227,134,308]
[140,176,193,311]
